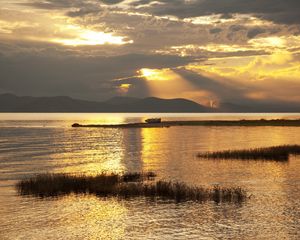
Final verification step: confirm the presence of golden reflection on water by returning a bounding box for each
[50,128,127,175]
[141,128,163,167]
[1,194,127,240]
[57,195,127,240]
[120,129,143,173]
[47,125,300,181]
[1,117,300,239]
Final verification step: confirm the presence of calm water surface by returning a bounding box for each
[0,113,300,239]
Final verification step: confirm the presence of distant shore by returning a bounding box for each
[72,119,300,128]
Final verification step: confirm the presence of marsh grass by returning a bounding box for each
[16,172,247,203]
[198,145,300,161]
[122,171,156,182]
[16,172,155,197]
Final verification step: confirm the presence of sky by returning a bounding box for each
[1,0,300,108]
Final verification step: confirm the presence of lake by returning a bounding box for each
[1,113,300,239]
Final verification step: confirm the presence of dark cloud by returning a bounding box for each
[247,28,266,39]
[0,53,195,101]
[132,0,300,25]
[209,28,222,34]
[21,0,300,25]
[1,0,299,107]
[25,0,300,25]
[66,7,102,17]
[22,0,85,9]
[229,25,245,32]
[23,0,125,11]
[101,0,126,4]
[21,0,110,18]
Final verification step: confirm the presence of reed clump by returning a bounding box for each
[16,173,247,203]
[16,172,156,197]
[122,171,156,182]
[198,145,300,161]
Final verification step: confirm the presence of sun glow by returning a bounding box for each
[118,83,131,94]
[52,26,133,46]
[139,68,171,81]
[137,67,216,106]
[249,36,286,49]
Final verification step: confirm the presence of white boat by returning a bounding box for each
[145,118,161,123]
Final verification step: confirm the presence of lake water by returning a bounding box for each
[1,113,300,239]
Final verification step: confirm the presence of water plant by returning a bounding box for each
[198,145,300,161]
[16,172,247,203]
[122,171,156,182]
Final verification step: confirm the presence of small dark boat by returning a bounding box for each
[145,118,161,124]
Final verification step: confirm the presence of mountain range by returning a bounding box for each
[0,93,299,113]
[0,93,210,113]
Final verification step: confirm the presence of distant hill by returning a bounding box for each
[106,97,210,112]
[1,93,299,113]
[0,93,212,113]
[104,96,140,106]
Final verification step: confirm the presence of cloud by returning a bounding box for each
[66,7,103,17]
[21,0,91,10]
[24,0,300,25]
[188,51,300,103]
[209,28,222,34]
[2,1,295,58]
[101,0,126,4]
[174,67,247,104]
[0,52,194,100]
[247,28,266,39]
[0,0,299,108]
[131,0,300,25]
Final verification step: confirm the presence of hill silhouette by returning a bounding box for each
[0,93,211,113]
[1,93,299,113]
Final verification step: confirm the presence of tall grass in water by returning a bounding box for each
[198,145,300,161]
[16,172,156,197]
[16,173,247,203]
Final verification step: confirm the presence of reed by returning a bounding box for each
[198,145,300,161]
[16,172,155,197]
[16,173,247,203]
[122,171,156,182]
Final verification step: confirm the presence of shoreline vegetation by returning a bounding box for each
[198,145,300,161]
[72,119,300,128]
[16,172,247,203]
